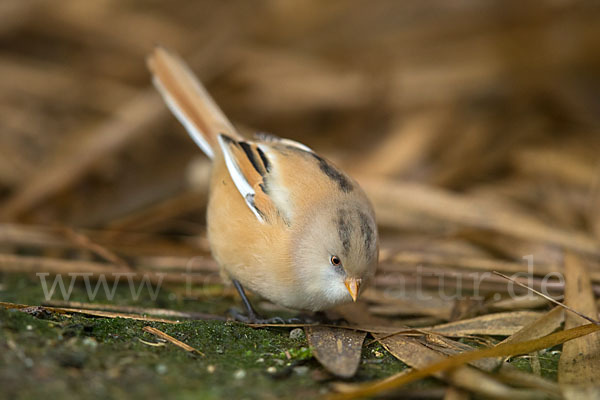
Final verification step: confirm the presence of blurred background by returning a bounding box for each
[1,0,600,290]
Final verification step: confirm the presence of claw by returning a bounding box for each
[228,309,307,324]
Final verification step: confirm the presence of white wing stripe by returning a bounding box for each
[217,135,265,223]
[256,145,293,223]
[278,138,313,153]
[255,132,313,153]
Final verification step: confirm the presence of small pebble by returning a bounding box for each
[289,328,304,340]
[293,366,309,375]
[233,369,246,379]
[266,366,277,374]
[255,358,264,363]
[207,365,216,374]
[273,359,285,366]
[156,364,168,375]
[26,325,33,331]
[82,337,98,349]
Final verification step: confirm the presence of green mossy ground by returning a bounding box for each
[0,274,407,399]
[0,274,560,399]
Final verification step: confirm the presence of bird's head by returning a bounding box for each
[291,197,378,311]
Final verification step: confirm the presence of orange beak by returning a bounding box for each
[344,278,361,302]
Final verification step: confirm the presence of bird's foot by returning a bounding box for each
[295,311,346,325]
[229,308,305,324]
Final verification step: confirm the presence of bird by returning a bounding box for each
[147,47,378,323]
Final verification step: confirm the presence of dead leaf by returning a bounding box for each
[422,334,497,372]
[305,326,366,378]
[425,311,544,336]
[501,306,564,346]
[374,333,546,399]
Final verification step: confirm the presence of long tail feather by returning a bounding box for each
[147,46,241,158]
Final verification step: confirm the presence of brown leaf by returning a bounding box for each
[305,326,366,378]
[374,333,545,399]
[425,311,544,336]
[558,252,600,386]
[374,334,439,370]
[421,334,497,372]
[501,306,564,346]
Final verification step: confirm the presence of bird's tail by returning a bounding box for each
[147,46,242,159]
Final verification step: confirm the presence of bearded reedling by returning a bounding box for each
[147,47,378,323]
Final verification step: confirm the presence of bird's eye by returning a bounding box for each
[330,255,342,266]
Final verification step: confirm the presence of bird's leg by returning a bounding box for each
[230,279,301,324]
[231,279,262,322]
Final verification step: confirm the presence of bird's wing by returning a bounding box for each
[218,134,290,224]
[254,132,314,153]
